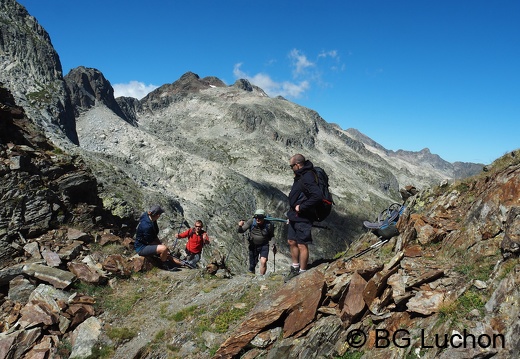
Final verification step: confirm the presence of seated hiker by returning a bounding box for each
[134,205,182,270]
[175,220,210,268]
[237,209,274,275]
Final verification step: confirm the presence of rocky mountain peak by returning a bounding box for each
[230,78,265,96]
[0,0,77,144]
[0,0,63,91]
[64,66,132,125]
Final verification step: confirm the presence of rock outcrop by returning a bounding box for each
[64,66,132,125]
[0,84,109,268]
[0,0,77,144]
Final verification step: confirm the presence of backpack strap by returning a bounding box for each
[250,218,258,231]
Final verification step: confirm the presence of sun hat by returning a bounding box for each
[149,205,165,216]
[254,209,266,217]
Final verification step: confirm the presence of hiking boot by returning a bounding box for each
[162,261,181,271]
[284,266,300,283]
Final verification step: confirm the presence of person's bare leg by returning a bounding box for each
[157,244,170,261]
[298,243,308,270]
[288,239,300,265]
[259,256,267,275]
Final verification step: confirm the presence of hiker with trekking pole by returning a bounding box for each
[175,219,210,268]
[237,209,275,277]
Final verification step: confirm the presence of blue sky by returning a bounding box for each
[17,0,519,164]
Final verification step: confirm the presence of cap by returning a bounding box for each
[254,209,266,216]
[149,205,165,216]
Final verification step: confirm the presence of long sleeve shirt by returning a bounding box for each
[179,228,209,254]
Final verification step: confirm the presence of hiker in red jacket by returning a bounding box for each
[175,220,210,268]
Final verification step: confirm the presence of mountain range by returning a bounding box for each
[0,0,484,266]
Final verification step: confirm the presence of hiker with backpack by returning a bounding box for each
[237,209,275,276]
[134,205,182,271]
[174,219,210,268]
[285,154,323,281]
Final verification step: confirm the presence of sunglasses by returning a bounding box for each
[289,163,297,169]
[195,225,203,228]
[254,215,265,220]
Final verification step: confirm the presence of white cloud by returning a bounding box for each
[233,49,344,99]
[113,81,158,100]
[233,63,310,98]
[289,49,314,77]
[318,50,338,59]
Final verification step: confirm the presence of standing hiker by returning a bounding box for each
[134,205,181,270]
[237,209,274,276]
[285,154,322,281]
[175,219,210,268]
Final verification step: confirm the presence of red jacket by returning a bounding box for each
[179,228,209,254]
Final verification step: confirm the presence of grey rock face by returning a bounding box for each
[64,66,133,125]
[0,0,77,144]
[0,84,105,268]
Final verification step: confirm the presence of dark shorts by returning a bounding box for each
[137,245,159,256]
[249,243,269,271]
[253,243,269,259]
[288,221,313,245]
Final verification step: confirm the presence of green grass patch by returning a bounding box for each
[72,281,111,297]
[154,329,166,341]
[213,306,249,333]
[162,304,200,322]
[438,288,486,324]
[497,259,518,281]
[56,339,72,358]
[335,350,364,359]
[454,257,495,282]
[103,287,144,316]
[86,344,114,359]
[106,327,137,344]
[454,182,471,193]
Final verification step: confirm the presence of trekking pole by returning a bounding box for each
[265,216,328,229]
[223,231,238,268]
[170,254,196,269]
[172,219,184,250]
[272,243,277,272]
[264,216,288,223]
[201,222,210,267]
[343,237,388,262]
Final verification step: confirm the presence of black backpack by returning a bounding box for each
[312,167,334,221]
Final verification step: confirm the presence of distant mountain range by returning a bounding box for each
[0,0,483,264]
